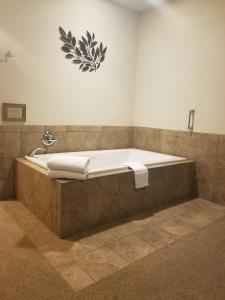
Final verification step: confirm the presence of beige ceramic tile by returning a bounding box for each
[195,135,219,164]
[21,132,43,155]
[178,131,199,139]
[66,132,85,152]
[74,224,119,249]
[47,132,67,153]
[21,126,45,133]
[214,165,225,187]
[66,125,86,132]
[100,131,121,149]
[93,228,119,244]
[129,211,161,228]
[1,125,21,133]
[159,129,178,137]
[217,135,225,166]
[60,262,95,291]
[117,130,132,148]
[145,129,161,152]
[78,246,128,281]
[0,133,3,158]
[213,185,225,205]
[160,134,178,156]
[109,234,155,263]
[137,228,176,249]
[85,131,102,150]
[3,159,14,186]
[85,126,103,132]
[160,217,196,238]
[129,203,185,229]
[75,232,106,252]
[45,126,67,132]
[107,221,142,240]
[3,132,21,158]
[0,159,4,180]
[133,127,148,149]
[177,135,197,160]
[0,158,15,199]
[102,126,121,132]
[178,210,212,228]
[0,177,14,199]
[153,203,188,220]
[195,161,215,183]
[98,130,132,149]
[197,179,214,202]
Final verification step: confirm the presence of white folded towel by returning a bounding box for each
[48,169,88,180]
[47,155,90,173]
[125,162,149,189]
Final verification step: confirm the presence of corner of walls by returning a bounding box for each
[131,11,143,127]
[133,0,225,134]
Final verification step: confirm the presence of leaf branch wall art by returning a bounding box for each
[59,27,107,72]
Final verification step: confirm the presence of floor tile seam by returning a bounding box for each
[77,244,131,277]
[132,229,176,250]
[103,221,215,269]
[72,259,98,283]
[106,238,156,264]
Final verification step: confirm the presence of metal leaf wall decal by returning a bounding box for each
[59,27,107,72]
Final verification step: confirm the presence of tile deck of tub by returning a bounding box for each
[1,198,225,292]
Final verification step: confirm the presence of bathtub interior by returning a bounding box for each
[25,148,187,175]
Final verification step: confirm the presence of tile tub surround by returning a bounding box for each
[0,125,133,199]
[1,124,224,204]
[16,158,196,238]
[134,127,225,205]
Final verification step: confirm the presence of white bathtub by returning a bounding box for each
[25,148,187,175]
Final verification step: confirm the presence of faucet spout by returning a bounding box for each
[29,147,47,157]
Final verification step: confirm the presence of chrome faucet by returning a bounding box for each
[42,132,57,146]
[29,147,47,157]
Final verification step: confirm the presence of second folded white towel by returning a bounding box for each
[125,162,149,189]
[47,155,90,173]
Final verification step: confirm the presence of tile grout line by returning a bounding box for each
[74,244,131,283]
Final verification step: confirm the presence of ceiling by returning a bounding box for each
[110,0,162,13]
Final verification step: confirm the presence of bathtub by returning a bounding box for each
[17,148,196,238]
[25,148,187,176]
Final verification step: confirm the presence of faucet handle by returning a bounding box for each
[42,132,57,146]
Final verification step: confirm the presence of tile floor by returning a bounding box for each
[1,198,225,292]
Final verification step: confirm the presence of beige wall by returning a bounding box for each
[135,0,225,134]
[0,0,138,125]
[1,0,225,134]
